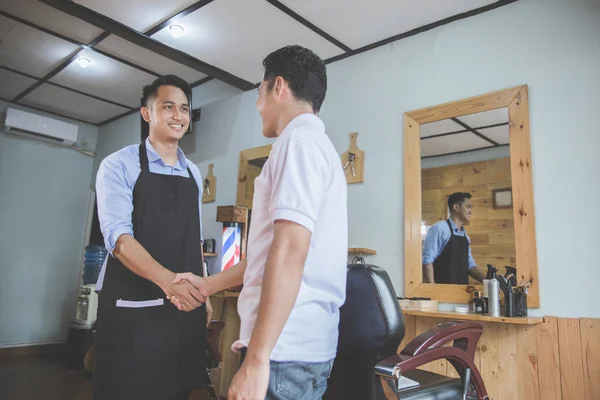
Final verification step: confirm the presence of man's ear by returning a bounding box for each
[274,76,285,96]
[140,106,151,123]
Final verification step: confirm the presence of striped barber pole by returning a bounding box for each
[221,222,241,271]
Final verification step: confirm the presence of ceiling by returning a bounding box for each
[420,107,509,158]
[0,0,515,125]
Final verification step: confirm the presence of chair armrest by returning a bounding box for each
[401,321,483,360]
[375,347,488,399]
[207,320,225,366]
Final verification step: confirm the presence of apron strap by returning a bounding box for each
[139,141,150,173]
[446,219,454,236]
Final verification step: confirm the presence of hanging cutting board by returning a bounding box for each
[202,164,216,203]
[341,133,364,184]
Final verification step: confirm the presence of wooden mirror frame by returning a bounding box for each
[404,85,540,307]
[236,144,272,209]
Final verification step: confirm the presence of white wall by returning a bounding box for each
[93,0,600,318]
[0,100,98,347]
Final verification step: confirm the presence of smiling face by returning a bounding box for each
[141,85,190,142]
[453,198,473,222]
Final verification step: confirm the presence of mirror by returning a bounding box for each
[420,107,514,285]
[404,86,540,307]
[236,144,272,210]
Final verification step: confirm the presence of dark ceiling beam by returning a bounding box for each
[325,0,518,65]
[39,0,255,91]
[451,118,499,145]
[420,122,509,140]
[144,0,215,36]
[13,49,84,102]
[265,0,352,52]
[421,144,509,160]
[0,11,160,78]
[1,65,134,110]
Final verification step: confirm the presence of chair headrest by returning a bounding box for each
[338,264,405,360]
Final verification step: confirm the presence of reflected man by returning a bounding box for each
[423,192,486,284]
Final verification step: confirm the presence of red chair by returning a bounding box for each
[324,264,488,400]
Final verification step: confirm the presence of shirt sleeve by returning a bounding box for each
[95,155,134,255]
[422,224,443,265]
[188,164,204,243]
[466,234,477,269]
[268,137,325,232]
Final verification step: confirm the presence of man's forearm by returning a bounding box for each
[245,222,309,364]
[469,267,485,282]
[423,263,435,283]
[114,234,174,292]
[205,259,247,295]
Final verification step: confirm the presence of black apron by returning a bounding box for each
[433,220,470,284]
[93,141,207,400]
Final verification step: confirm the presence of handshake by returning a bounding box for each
[164,272,212,312]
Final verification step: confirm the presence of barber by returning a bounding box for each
[93,75,210,400]
[423,192,486,284]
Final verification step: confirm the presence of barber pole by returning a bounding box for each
[221,222,241,271]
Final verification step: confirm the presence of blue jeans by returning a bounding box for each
[266,359,334,400]
[240,349,334,400]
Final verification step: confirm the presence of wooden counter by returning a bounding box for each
[402,309,543,325]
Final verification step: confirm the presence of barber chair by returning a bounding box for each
[324,264,488,400]
[205,320,225,400]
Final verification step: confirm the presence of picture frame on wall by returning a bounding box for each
[492,188,513,209]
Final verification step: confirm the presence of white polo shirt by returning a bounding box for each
[233,113,348,362]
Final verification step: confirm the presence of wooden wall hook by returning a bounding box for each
[341,132,364,184]
[202,163,217,203]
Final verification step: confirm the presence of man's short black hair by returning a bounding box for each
[448,192,472,212]
[142,74,192,108]
[262,45,327,113]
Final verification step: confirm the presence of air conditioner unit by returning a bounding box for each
[3,107,78,147]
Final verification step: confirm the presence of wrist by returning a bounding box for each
[204,275,219,296]
[153,269,175,293]
[244,348,270,366]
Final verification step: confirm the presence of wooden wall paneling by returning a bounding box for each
[516,325,540,400]
[415,317,447,375]
[536,317,562,400]
[579,318,600,400]
[498,325,518,399]
[399,314,417,353]
[478,322,502,399]
[558,318,586,400]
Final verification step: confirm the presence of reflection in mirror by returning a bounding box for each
[419,107,515,285]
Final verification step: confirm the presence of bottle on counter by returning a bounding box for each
[472,291,484,314]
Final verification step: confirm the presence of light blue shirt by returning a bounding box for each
[94,138,203,290]
[422,219,477,269]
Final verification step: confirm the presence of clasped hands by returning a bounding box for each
[164,272,210,312]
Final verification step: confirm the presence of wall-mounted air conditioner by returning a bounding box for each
[3,107,78,147]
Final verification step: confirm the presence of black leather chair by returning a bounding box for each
[324,264,488,400]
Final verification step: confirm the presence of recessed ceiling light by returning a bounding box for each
[170,24,184,39]
[77,57,90,68]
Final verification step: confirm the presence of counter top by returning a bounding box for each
[402,309,544,325]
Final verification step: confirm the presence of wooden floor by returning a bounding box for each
[0,352,212,400]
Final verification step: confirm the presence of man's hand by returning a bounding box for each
[205,297,213,327]
[227,358,270,400]
[160,271,205,311]
[169,272,211,311]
